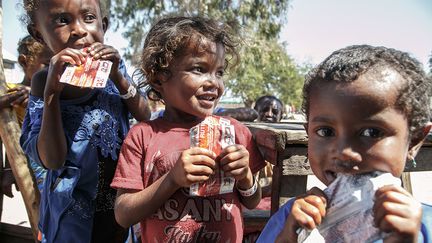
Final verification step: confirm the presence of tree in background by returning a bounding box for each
[429,52,431,75]
[109,0,307,107]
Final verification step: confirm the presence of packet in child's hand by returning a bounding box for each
[297,172,401,243]
[59,49,112,88]
[189,116,236,197]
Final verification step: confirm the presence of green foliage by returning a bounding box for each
[109,0,306,107]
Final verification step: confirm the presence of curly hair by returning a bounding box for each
[17,35,50,66]
[137,16,240,102]
[302,45,431,142]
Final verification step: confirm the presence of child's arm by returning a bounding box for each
[374,185,422,243]
[219,144,262,209]
[275,187,327,243]
[35,48,87,169]
[114,147,217,228]
[86,43,151,121]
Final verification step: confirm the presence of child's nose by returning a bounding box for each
[71,20,88,37]
[334,140,362,164]
[204,74,222,89]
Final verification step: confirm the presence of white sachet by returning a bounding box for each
[298,172,401,243]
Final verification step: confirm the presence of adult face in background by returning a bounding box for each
[254,96,284,123]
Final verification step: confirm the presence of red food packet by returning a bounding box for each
[59,49,112,88]
[189,116,236,197]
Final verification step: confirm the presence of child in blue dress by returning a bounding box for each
[20,0,150,242]
[258,45,432,242]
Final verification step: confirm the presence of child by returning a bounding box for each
[254,95,284,123]
[1,35,52,199]
[258,45,432,242]
[111,16,266,242]
[19,0,150,242]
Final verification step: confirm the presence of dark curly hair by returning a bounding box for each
[137,16,240,102]
[302,45,431,142]
[17,35,51,66]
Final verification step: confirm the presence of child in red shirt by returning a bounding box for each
[111,16,266,242]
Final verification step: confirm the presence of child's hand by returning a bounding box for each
[276,187,327,243]
[373,185,422,242]
[219,144,251,183]
[7,86,30,107]
[168,147,217,188]
[86,43,122,82]
[46,48,86,96]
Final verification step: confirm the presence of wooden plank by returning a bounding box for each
[278,175,308,210]
[243,210,270,232]
[279,147,311,176]
[270,165,282,214]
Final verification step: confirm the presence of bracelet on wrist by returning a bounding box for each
[119,85,137,100]
[236,176,258,197]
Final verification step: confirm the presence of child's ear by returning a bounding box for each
[18,55,27,69]
[408,122,432,160]
[149,79,163,93]
[149,70,170,93]
[27,25,45,45]
[102,16,109,33]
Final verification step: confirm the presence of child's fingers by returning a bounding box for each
[87,43,119,60]
[184,174,212,183]
[4,91,23,104]
[376,214,420,237]
[190,156,217,171]
[55,48,87,66]
[185,164,214,177]
[188,147,217,159]
[291,199,321,229]
[11,95,28,106]
[375,184,411,198]
[304,194,327,217]
[219,145,248,166]
[182,147,217,170]
[224,167,248,178]
[373,186,422,236]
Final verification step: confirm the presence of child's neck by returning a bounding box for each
[162,114,207,125]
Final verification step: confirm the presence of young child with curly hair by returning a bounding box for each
[258,45,432,242]
[111,16,266,242]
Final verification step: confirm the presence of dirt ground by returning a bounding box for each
[2,171,431,228]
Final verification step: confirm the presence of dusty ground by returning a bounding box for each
[2,171,431,227]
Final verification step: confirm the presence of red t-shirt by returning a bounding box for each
[111,117,265,242]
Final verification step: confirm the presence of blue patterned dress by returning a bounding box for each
[20,62,130,243]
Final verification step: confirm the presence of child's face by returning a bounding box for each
[155,38,225,123]
[32,0,106,54]
[257,100,283,123]
[306,69,412,186]
[21,48,52,81]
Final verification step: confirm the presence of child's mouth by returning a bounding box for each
[197,95,218,108]
[198,95,216,101]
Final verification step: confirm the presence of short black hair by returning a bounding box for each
[302,45,431,142]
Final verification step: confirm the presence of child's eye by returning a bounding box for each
[84,14,97,22]
[193,67,203,73]
[216,70,224,78]
[315,127,334,137]
[360,128,383,138]
[54,16,69,25]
